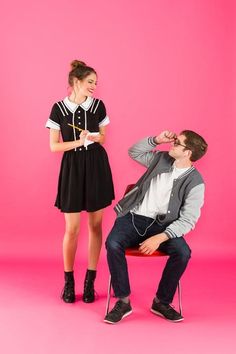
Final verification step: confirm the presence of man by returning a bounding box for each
[104,130,208,324]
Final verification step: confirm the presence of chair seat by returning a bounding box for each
[125,247,166,257]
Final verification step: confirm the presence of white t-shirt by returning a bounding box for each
[131,164,191,218]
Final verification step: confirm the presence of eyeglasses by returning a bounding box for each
[173,138,192,150]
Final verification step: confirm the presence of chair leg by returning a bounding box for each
[177,281,183,316]
[105,275,112,316]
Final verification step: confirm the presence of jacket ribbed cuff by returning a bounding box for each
[148,136,158,147]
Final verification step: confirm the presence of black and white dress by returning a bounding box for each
[46,96,115,213]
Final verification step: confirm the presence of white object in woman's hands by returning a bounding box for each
[84,132,100,147]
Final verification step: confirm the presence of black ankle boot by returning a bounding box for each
[61,271,75,303]
[83,269,96,303]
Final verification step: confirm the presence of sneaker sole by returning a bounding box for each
[150,308,184,322]
[104,310,133,324]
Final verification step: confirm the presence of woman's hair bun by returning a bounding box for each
[68,60,96,85]
[70,60,86,70]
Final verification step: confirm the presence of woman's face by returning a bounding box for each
[75,73,97,96]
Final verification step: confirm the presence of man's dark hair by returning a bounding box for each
[181,130,208,162]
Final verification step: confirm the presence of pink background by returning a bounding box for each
[1,1,236,353]
[1,0,235,260]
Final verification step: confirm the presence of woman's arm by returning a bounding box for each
[98,126,106,144]
[49,129,87,152]
[86,126,106,145]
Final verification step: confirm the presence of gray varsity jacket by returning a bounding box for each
[114,137,205,238]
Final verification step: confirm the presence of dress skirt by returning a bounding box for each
[55,143,115,212]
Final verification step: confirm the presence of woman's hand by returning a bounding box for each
[86,126,106,144]
[86,133,103,143]
[79,130,89,144]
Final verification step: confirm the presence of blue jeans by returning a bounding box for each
[105,212,191,304]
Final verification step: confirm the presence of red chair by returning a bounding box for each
[105,185,183,316]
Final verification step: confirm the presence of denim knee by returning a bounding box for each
[178,245,191,264]
[105,238,121,253]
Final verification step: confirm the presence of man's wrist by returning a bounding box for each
[159,232,169,242]
[162,231,171,240]
[153,136,160,144]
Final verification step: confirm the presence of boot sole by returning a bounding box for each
[104,310,133,324]
[150,308,184,322]
[83,298,95,303]
[62,299,76,303]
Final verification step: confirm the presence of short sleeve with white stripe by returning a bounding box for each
[45,104,61,130]
[97,100,110,127]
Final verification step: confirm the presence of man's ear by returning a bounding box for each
[184,149,191,159]
[187,150,192,160]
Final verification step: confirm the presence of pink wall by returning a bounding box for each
[0,0,235,260]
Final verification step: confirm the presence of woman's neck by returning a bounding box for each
[69,91,87,105]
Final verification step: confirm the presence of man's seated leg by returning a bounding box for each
[104,213,141,324]
[151,237,191,322]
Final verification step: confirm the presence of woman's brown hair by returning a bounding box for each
[68,60,96,86]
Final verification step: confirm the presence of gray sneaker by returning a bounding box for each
[151,299,183,322]
[104,300,132,324]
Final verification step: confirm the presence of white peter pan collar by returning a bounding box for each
[63,96,94,112]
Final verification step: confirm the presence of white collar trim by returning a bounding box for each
[63,96,93,112]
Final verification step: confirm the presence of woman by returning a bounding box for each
[46,60,114,303]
